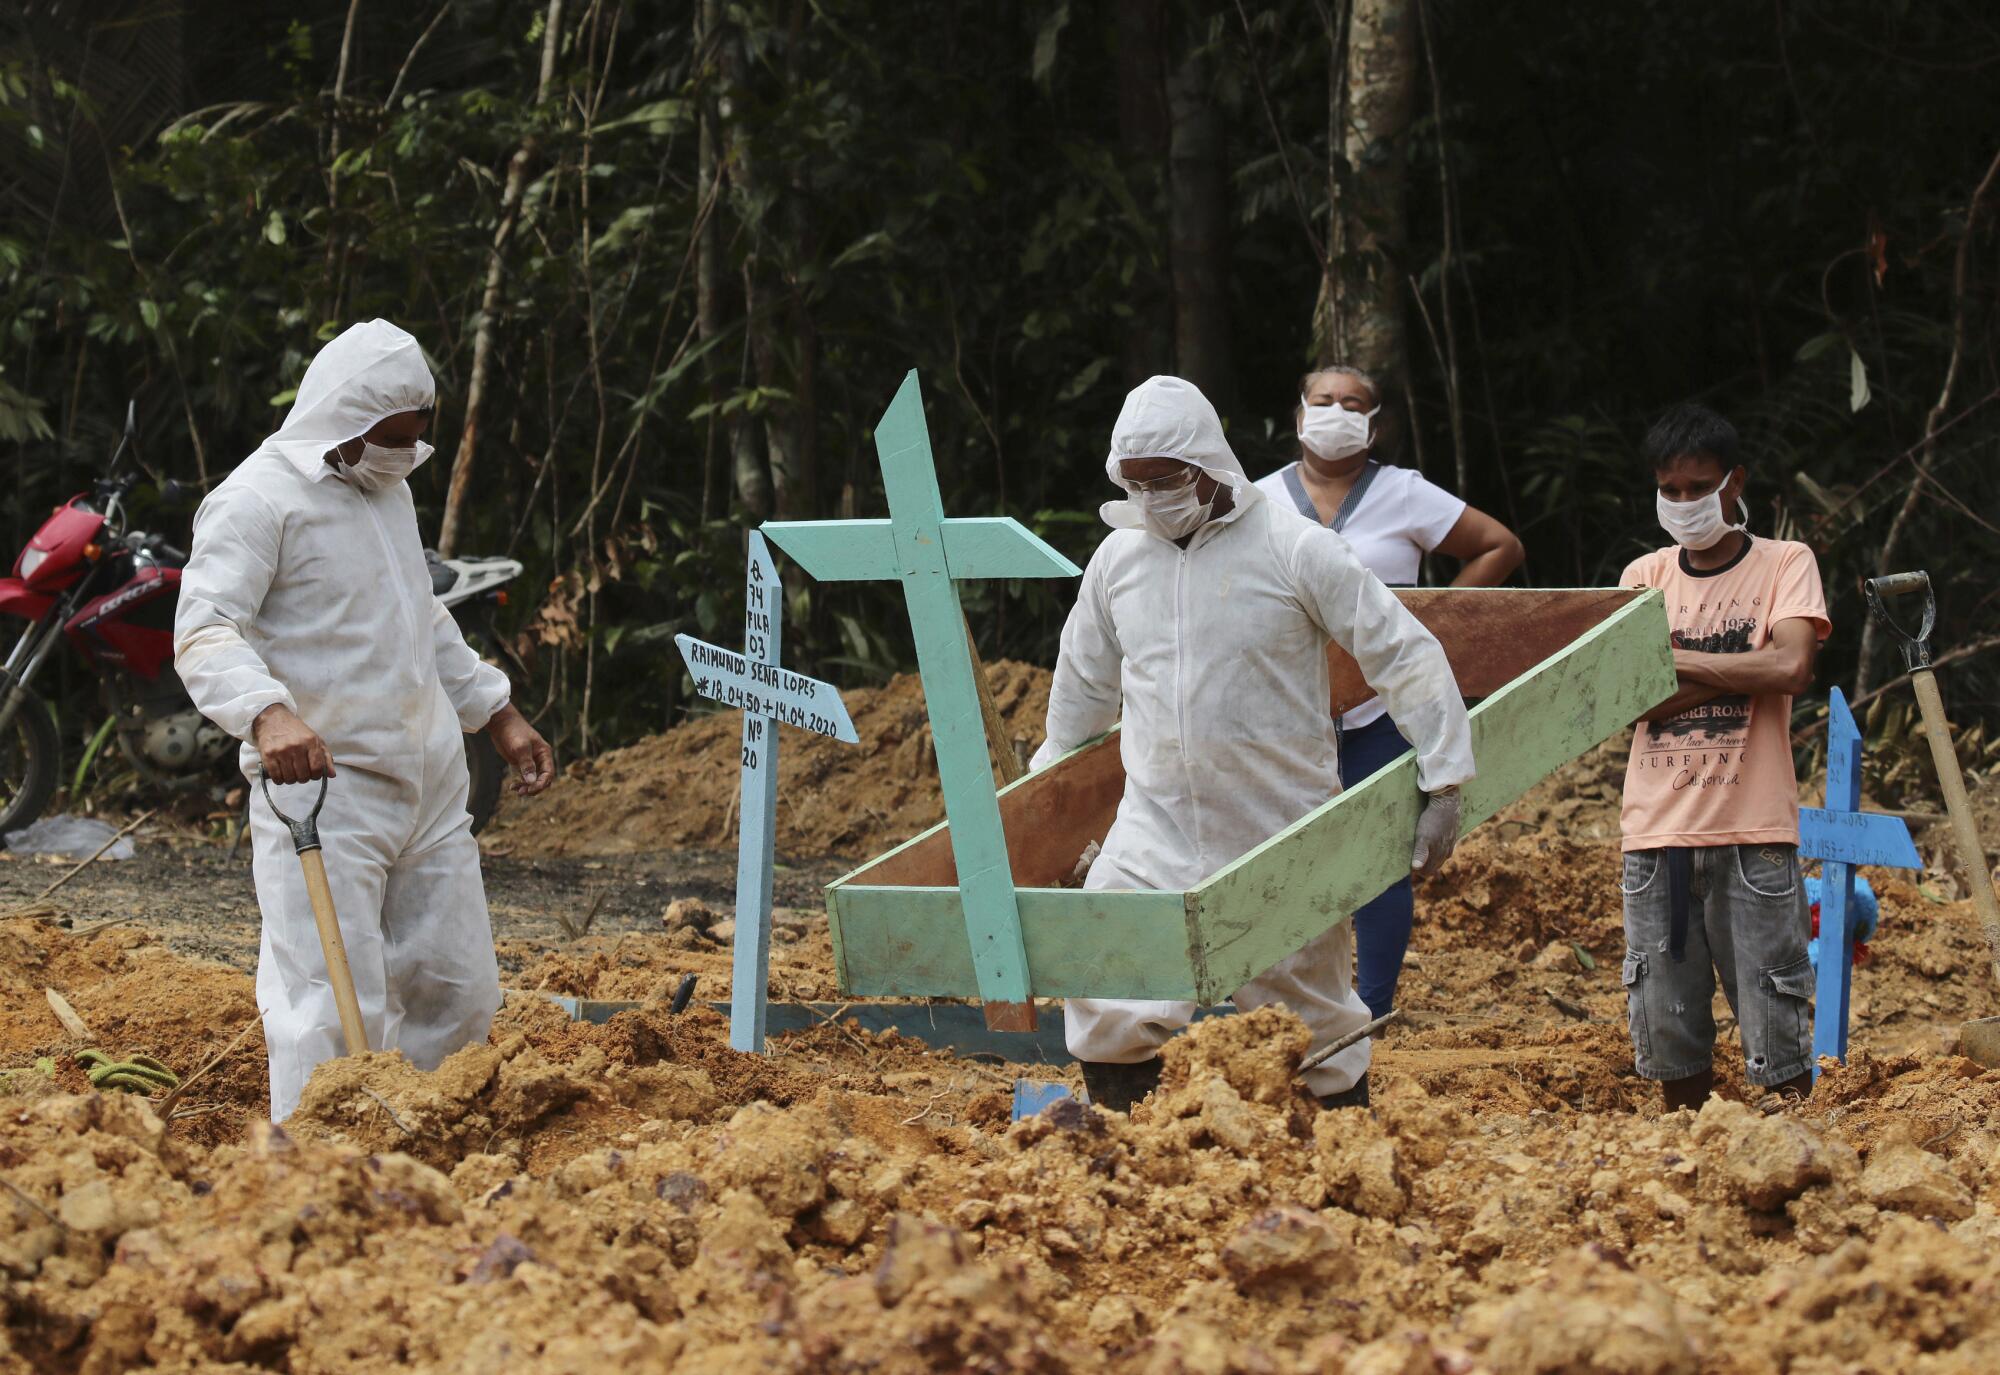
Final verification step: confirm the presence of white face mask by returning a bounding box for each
[1298,399,1377,463]
[346,439,434,493]
[1131,479,1213,540]
[1656,480,1749,551]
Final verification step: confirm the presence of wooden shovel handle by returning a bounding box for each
[298,848,370,1055]
[1910,671,2000,989]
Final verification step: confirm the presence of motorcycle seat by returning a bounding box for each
[423,548,456,597]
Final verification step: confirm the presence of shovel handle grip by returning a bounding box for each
[260,775,329,854]
[299,848,370,1055]
[1869,571,1930,598]
[1863,570,1936,672]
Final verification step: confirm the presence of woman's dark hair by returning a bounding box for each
[1641,402,1739,472]
[1296,365,1382,406]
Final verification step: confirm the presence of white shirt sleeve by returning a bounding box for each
[430,597,512,732]
[1402,471,1468,552]
[172,485,299,742]
[1286,524,1475,791]
[1031,547,1125,770]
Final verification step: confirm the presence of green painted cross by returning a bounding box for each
[762,371,1081,1030]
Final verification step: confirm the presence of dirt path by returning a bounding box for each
[0,828,851,985]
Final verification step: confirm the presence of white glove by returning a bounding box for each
[1411,786,1462,878]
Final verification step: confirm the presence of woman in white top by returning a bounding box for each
[1254,365,1524,1021]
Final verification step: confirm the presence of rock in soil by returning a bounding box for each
[0,732,1997,1372]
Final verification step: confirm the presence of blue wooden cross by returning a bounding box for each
[1798,686,1922,1075]
[762,371,1081,1031]
[675,532,857,1053]
[1010,1080,1075,1121]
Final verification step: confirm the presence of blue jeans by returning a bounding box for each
[1339,714,1415,1020]
[1620,844,1814,1087]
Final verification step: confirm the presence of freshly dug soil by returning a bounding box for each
[499,897,846,1005]
[0,914,265,1150]
[2,800,1997,1372]
[1,990,1995,1375]
[490,660,1053,859]
[5,684,1999,1371]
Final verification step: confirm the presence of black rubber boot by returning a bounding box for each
[1316,1075,1370,1110]
[1079,1057,1163,1113]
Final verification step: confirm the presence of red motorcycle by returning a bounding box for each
[0,406,518,835]
[0,406,220,833]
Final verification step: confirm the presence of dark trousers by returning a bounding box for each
[1339,713,1416,1020]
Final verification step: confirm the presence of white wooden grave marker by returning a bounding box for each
[675,531,857,1052]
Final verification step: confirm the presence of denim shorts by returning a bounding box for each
[1620,843,1814,1088]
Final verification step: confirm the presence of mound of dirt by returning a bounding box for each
[10,712,2000,1373]
[0,914,263,1149]
[488,675,1675,864]
[1418,831,1623,958]
[3,904,1999,1374]
[492,660,1053,860]
[497,898,844,1004]
[286,993,1017,1178]
[1488,738,1629,843]
[1401,821,2000,1082]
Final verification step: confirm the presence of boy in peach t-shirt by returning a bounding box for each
[1619,403,1830,1112]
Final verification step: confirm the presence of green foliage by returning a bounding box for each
[3,0,1998,763]
[0,374,52,443]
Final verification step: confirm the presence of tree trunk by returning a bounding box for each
[713,10,779,521]
[1117,0,1173,386]
[1168,51,1233,411]
[751,0,815,522]
[1314,0,1415,378]
[695,0,727,522]
[437,0,564,557]
[788,275,818,520]
[731,401,772,517]
[322,0,364,319]
[743,258,800,518]
[1413,0,1466,493]
[1311,2,1349,369]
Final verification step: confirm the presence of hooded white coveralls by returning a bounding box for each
[174,320,511,1121]
[1032,377,1475,1094]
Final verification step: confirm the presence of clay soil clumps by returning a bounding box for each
[1,932,1997,1372]
[3,726,1999,1371]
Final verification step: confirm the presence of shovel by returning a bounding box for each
[1864,571,2000,1065]
[262,776,370,1056]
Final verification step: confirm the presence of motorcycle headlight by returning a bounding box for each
[17,548,46,582]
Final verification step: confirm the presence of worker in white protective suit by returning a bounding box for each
[1033,375,1475,1111]
[174,320,554,1121]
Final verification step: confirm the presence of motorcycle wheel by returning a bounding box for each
[0,676,60,837]
[464,730,504,836]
